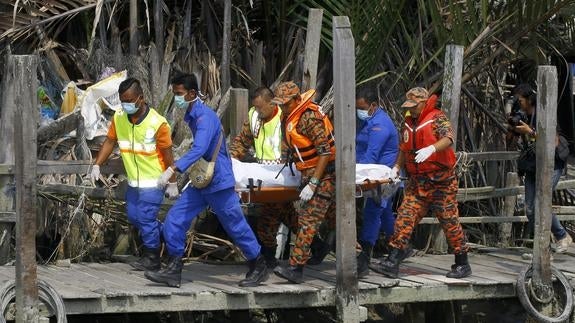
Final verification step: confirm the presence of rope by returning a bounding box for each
[0,280,67,323]
[455,151,472,201]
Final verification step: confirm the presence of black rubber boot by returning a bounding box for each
[239,254,269,287]
[446,253,472,278]
[369,248,406,278]
[130,247,161,271]
[307,235,331,266]
[357,241,373,279]
[144,256,183,288]
[274,264,304,284]
[261,246,279,269]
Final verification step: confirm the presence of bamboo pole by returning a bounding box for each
[221,0,231,93]
[333,16,360,323]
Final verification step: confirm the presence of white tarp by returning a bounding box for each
[79,70,128,140]
[232,160,394,188]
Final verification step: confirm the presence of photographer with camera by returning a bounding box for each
[506,83,572,254]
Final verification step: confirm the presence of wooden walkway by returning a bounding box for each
[1,247,575,316]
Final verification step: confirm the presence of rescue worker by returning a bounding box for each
[355,84,399,278]
[371,87,472,279]
[90,78,178,272]
[272,81,336,284]
[144,73,268,288]
[229,86,298,268]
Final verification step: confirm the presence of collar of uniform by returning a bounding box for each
[129,104,150,125]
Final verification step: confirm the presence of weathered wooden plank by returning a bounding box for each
[35,266,102,299]
[533,66,557,288]
[442,44,463,150]
[37,110,80,143]
[302,8,323,92]
[0,159,125,175]
[13,55,40,323]
[501,172,519,246]
[129,0,138,55]
[333,15,359,323]
[229,88,249,138]
[401,261,497,286]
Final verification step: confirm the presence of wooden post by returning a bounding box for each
[154,0,164,62]
[229,88,249,138]
[13,55,40,322]
[333,16,359,323]
[302,8,323,92]
[0,54,20,265]
[441,45,464,150]
[532,66,557,296]
[129,0,138,55]
[250,41,263,90]
[221,0,231,94]
[501,172,519,246]
[429,44,464,253]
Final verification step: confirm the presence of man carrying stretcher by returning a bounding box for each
[271,81,337,284]
[229,87,298,268]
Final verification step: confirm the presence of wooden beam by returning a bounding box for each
[441,45,464,150]
[154,0,164,62]
[533,66,557,290]
[13,55,40,323]
[129,0,138,55]
[302,8,323,92]
[229,88,249,139]
[501,172,519,246]
[250,41,263,90]
[0,160,125,175]
[221,0,231,93]
[419,213,575,225]
[37,110,80,143]
[461,151,519,161]
[333,16,359,323]
[0,54,17,263]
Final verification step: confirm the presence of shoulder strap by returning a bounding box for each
[210,130,224,162]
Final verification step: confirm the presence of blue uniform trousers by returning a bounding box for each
[163,186,261,260]
[125,186,164,249]
[359,197,395,246]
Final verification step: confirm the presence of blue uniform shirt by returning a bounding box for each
[355,107,399,167]
[174,100,235,193]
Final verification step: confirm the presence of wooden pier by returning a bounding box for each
[0,246,573,317]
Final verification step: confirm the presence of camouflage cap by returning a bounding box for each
[401,87,429,108]
[271,81,300,105]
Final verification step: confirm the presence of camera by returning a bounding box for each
[505,97,527,127]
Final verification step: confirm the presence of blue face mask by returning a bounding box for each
[356,109,370,121]
[122,102,139,115]
[174,95,198,109]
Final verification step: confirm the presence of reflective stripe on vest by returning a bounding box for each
[249,107,283,164]
[285,101,336,170]
[114,108,168,187]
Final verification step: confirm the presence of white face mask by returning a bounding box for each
[174,95,198,109]
[356,109,370,121]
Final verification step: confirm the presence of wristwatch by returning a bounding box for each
[309,177,321,186]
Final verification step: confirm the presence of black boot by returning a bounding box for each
[261,246,279,269]
[446,253,472,278]
[369,248,406,278]
[357,241,373,279]
[145,256,183,288]
[307,235,331,266]
[130,247,161,271]
[274,264,304,284]
[239,254,269,287]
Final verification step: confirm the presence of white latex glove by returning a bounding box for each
[89,165,100,184]
[157,167,175,188]
[415,145,436,163]
[390,166,401,184]
[299,183,315,202]
[165,182,180,200]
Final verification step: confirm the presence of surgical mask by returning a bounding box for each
[174,95,198,109]
[122,102,139,115]
[356,109,370,121]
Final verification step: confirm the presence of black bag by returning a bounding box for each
[517,143,536,175]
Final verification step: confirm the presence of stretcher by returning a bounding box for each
[232,160,398,204]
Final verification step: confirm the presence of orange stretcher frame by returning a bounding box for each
[238,178,393,204]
